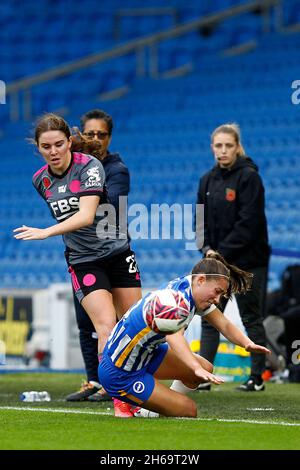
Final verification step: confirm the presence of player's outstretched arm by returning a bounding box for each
[13,195,100,240]
[205,308,271,355]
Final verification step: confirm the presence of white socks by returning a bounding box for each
[170,380,198,394]
[134,408,159,418]
[89,381,101,388]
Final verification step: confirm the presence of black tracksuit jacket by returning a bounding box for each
[196,156,270,269]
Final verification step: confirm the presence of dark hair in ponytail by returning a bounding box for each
[191,251,253,298]
[70,128,104,161]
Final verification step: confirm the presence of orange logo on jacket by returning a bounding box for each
[225,188,236,201]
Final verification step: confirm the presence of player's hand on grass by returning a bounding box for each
[195,367,224,385]
[13,226,49,240]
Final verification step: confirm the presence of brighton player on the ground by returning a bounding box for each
[13,113,141,417]
[99,253,271,418]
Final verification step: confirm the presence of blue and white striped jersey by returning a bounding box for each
[104,275,215,372]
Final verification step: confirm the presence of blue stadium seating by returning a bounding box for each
[1,1,300,289]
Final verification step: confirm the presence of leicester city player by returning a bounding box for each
[14,113,141,417]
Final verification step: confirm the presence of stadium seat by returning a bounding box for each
[1,1,300,289]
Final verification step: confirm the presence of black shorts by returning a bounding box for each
[69,248,142,303]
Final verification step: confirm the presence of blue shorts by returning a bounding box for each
[98,343,168,406]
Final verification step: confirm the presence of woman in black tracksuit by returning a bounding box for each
[196,123,270,391]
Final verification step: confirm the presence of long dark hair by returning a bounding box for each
[34,113,104,161]
[191,252,253,298]
[71,127,104,161]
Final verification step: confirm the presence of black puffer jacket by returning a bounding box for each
[196,156,270,269]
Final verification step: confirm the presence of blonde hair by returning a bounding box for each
[211,123,246,157]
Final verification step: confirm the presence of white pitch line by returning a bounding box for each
[1,406,300,426]
[246,407,275,411]
[209,418,300,427]
[0,406,111,416]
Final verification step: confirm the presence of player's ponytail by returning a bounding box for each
[191,252,253,298]
[70,128,104,161]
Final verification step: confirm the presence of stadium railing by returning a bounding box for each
[6,0,280,122]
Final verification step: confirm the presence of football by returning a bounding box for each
[144,289,190,334]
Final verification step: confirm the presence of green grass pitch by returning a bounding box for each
[0,373,299,450]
